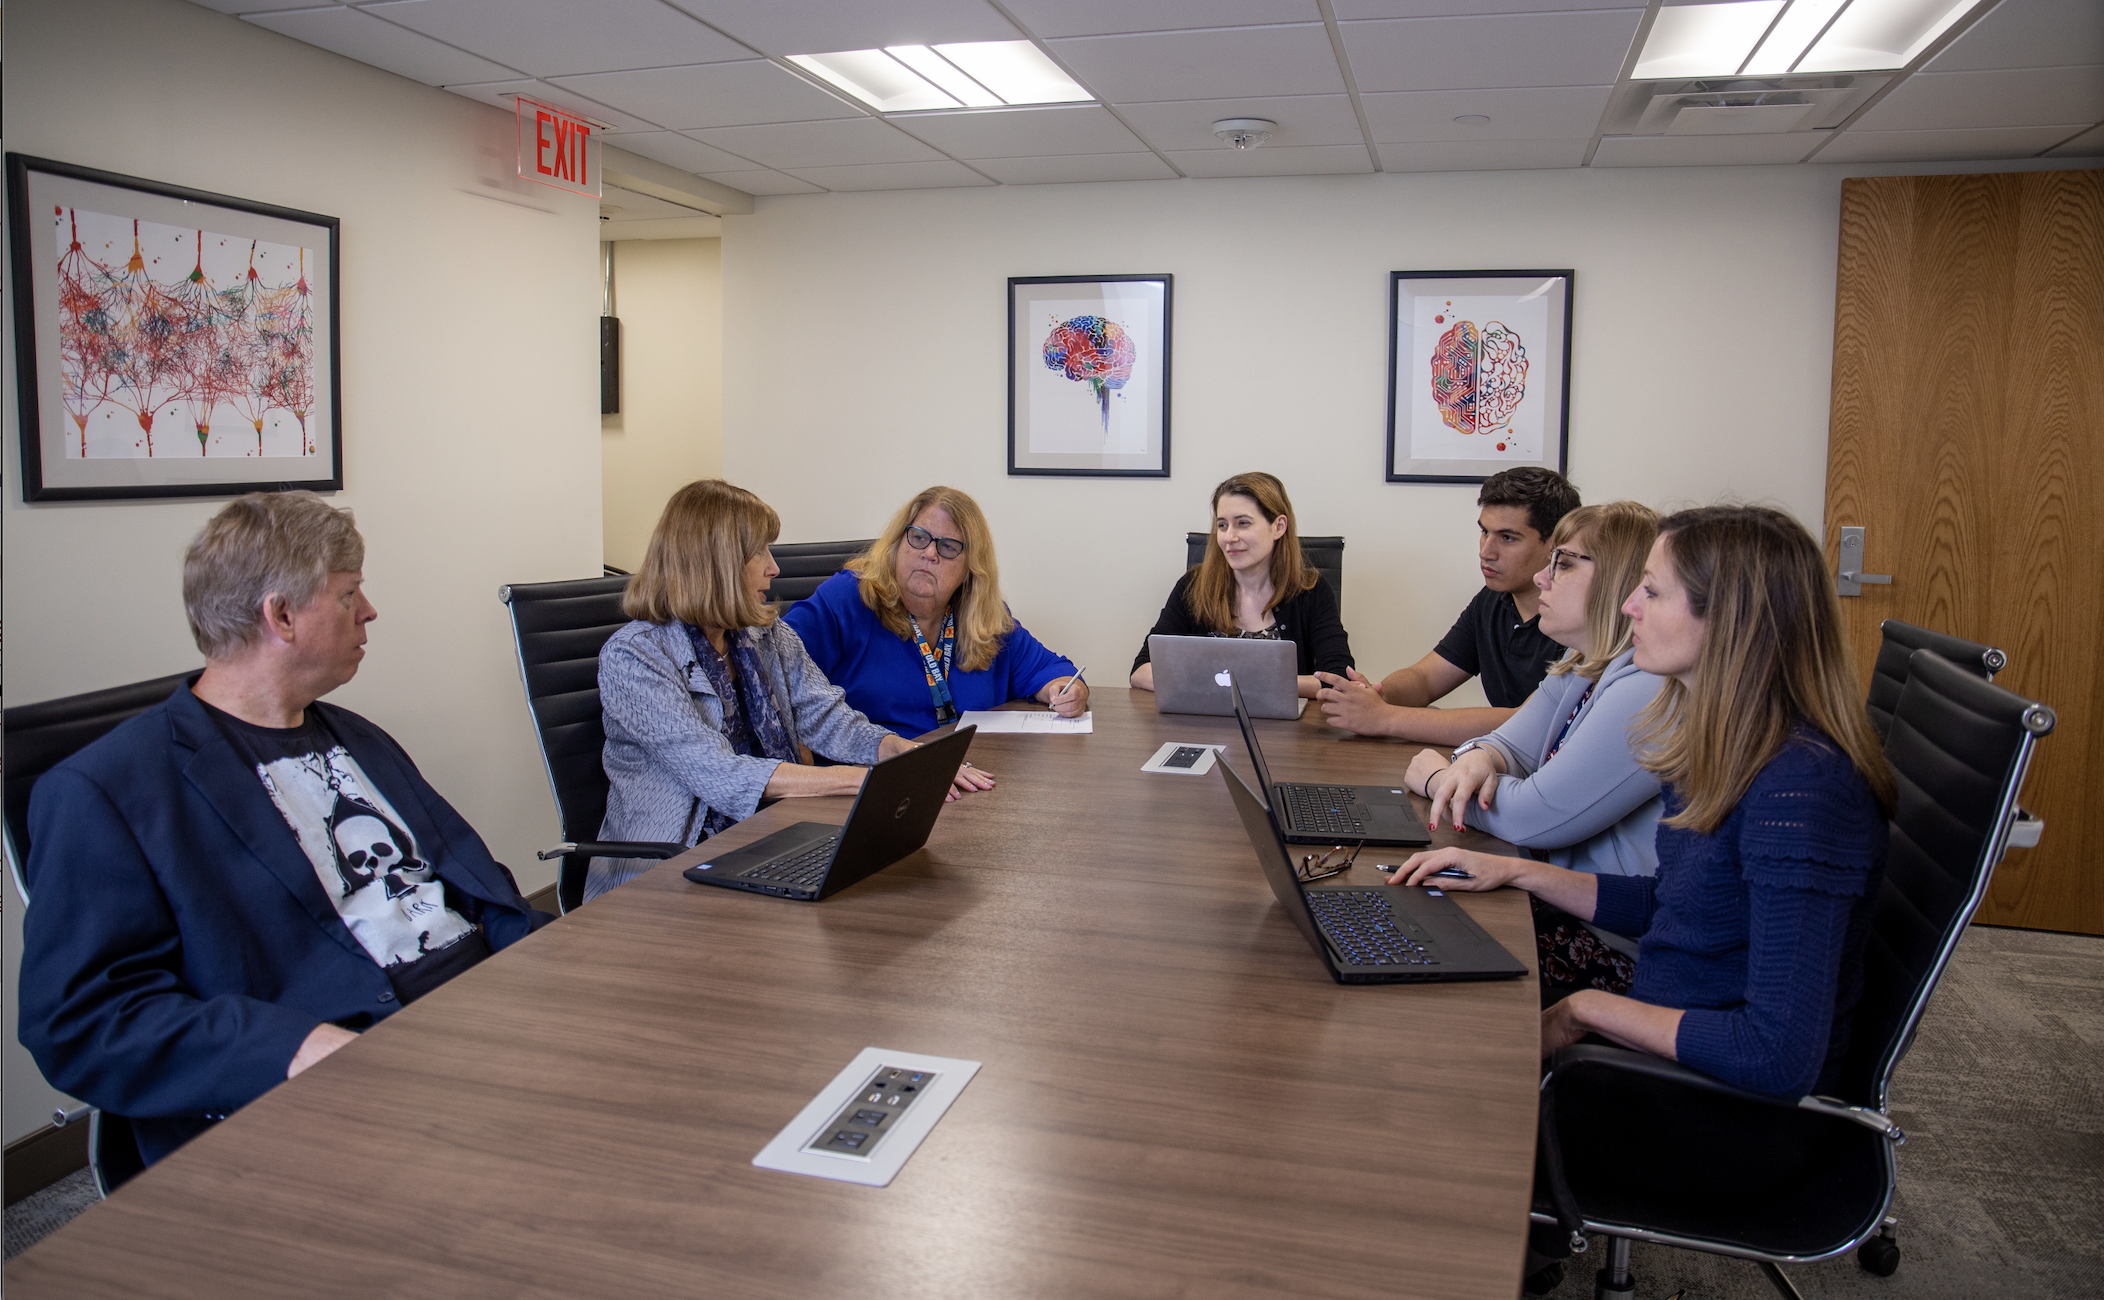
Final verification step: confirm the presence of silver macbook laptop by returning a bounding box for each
[1149,635,1304,719]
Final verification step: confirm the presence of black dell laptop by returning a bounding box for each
[1229,677,1431,847]
[1218,759,1527,985]
[681,726,975,901]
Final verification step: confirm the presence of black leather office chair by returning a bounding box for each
[1866,618,2005,742]
[766,538,874,606]
[1183,533,1344,597]
[499,577,687,913]
[1532,649,2054,1300]
[4,668,198,1200]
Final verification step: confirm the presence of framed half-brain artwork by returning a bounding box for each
[1008,274,1171,477]
[1386,270,1571,484]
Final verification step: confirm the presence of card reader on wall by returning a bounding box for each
[752,1047,980,1187]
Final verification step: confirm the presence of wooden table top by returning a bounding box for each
[8,688,1542,1300]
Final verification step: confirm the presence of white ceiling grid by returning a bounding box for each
[192,0,2103,197]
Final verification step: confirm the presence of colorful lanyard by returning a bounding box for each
[1544,679,1597,762]
[907,609,958,723]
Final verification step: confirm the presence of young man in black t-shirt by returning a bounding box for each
[1317,467,1577,746]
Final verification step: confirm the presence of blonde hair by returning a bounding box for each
[1545,500,1661,681]
[850,486,1014,673]
[623,480,781,631]
[1186,472,1318,635]
[1632,505,1896,833]
[183,491,364,658]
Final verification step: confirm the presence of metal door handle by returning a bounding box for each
[1837,526,1891,597]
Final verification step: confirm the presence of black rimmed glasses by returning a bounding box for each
[1297,842,1364,883]
[1548,547,1594,579]
[903,525,966,561]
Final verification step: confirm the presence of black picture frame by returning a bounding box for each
[7,153,344,501]
[1008,273,1171,478]
[1385,269,1572,485]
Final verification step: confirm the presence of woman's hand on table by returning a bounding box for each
[948,761,995,801]
[1403,748,1449,800]
[1383,847,1527,891]
[1424,747,1505,831]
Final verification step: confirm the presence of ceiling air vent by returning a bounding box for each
[1602,74,1888,138]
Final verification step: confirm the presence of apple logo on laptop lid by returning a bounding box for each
[1214,670,1232,688]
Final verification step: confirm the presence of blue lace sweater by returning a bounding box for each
[1591,728,1888,1098]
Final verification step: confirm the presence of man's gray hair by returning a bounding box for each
[183,492,365,658]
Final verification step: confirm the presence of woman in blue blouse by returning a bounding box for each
[782,486,1086,739]
[1390,505,1894,1101]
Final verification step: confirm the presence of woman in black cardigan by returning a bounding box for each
[1130,471,1354,699]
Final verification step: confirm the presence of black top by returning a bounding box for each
[1132,570,1355,677]
[1431,587,1565,708]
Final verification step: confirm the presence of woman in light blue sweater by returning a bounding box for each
[1402,501,1663,992]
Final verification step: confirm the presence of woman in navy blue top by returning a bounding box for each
[782,485,1085,740]
[1390,505,1894,1100]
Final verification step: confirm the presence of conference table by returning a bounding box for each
[8,689,1544,1299]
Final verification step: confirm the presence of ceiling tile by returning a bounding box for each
[1335,0,1638,14]
[1927,0,2104,73]
[600,130,757,173]
[1360,85,1612,141]
[549,60,861,130]
[442,78,663,132]
[1817,123,2093,163]
[697,168,824,195]
[1114,94,1364,150]
[1164,142,1373,177]
[1591,133,1824,166]
[779,160,998,190]
[1854,65,2104,132]
[244,6,522,86]
[187,0,336,11]
[2045,122,2104,156]
[1001,0,1318,39]
[1339,10,1644,92]
[666,0,1020,57]
[1376,138,1588,170]
[893,105,1146,158]
[686,117,945,168]
[377,0,750,78]
[970,153,1179,184]
[1050,25,1348,103]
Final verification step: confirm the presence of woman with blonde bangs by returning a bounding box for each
[1402,501,1667,998]
[589,480,946,903]
[1391,505,1893,1105]
[1130,472,1352,698]
[783,486,1086,738]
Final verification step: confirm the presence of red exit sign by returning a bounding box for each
[516,96,600,197]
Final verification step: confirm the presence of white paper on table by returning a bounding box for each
[954,710,1093,734]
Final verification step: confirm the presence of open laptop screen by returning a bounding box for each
[1229,677,1277,796]
[1218,758,1328,960]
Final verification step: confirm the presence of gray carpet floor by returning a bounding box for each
[7,926,2099,1291]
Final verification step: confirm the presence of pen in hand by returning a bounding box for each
[1053,666,1087,702]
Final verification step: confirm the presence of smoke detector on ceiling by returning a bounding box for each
[1212,118,1276,149]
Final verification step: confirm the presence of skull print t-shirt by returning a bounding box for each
[206,703,489,1003]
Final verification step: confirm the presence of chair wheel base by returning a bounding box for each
[1594,1267,1638,1299]
[1857,1235,1901,1276]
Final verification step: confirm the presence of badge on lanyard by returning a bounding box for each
[909,610,958,724]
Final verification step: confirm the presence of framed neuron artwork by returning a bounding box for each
[6,153,342,501]
[1386,270,1571,485]
[1008,273,1171,477]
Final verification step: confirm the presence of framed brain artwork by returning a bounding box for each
[1008,274,1171,477]
[7,153,342,501]
[1385,270,1571,485]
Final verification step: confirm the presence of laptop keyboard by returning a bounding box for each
[1306,890,1437,967]
[743,837,839,888]
[1282,784,1366,836]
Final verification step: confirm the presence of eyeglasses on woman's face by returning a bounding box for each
[1546,547,1594,580]
[903,524,966,561]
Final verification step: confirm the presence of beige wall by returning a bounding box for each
[721,157,2092,700]
[2,0,602,1141]
[601,238,724,572]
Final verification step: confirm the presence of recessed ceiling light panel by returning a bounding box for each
[1634,0,1987,81]
[932,41,1091,107]
[787,40,1092,113]
[886,45,1002,108]
[1742,0,1847,75]
[1634,2,1785,79]
[788,50,955,112]
[1795,0,1978,73]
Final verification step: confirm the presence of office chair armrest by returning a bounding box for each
[2005,806,2043,850]
[1547,1045,1900,1140]
[535,840,689,862]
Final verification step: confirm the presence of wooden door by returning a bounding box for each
[1825,169,2103,935]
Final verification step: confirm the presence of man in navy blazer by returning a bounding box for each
[18,492,550,1167]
